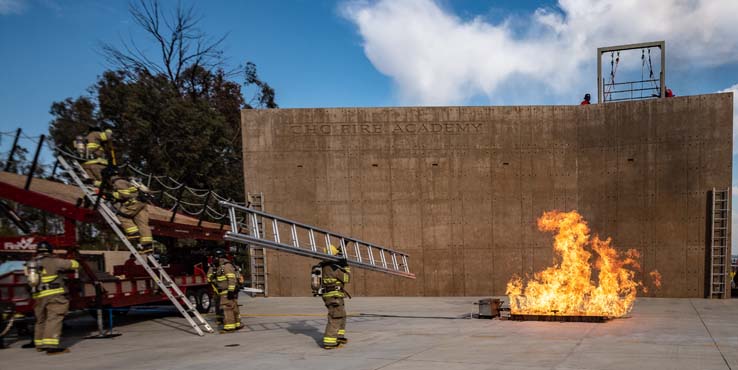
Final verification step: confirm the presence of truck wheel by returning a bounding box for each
[186,291,198,311]
[196,289,212,314]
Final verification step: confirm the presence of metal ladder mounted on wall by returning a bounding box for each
[246,192,268,296]
[57,156,214,336]
[709,188,731,299]
[220,201,415,279]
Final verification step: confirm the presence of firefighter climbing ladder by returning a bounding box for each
[246,192,268,296]
[221,201,415,278]
[709,188,730,299]
[57,156,214,336]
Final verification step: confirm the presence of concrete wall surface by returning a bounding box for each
[241,93,733,297]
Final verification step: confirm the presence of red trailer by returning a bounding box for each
[0,171,228,335]
[0,253,214,317]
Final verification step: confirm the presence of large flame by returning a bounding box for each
[506,210,660,317]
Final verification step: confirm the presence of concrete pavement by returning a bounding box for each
[2,297,738,370]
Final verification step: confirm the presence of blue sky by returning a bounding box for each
[0,0,735,133]
[1,0,737,248]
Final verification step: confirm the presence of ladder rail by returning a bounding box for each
[246,192,268,296]
[234,211,412,265]
[709,188,717,297]
[225,233,415,278]
[139,256,210,336]
[57,155,214,335]
[709,187,731,299]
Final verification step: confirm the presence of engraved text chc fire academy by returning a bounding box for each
[285,122,484,136]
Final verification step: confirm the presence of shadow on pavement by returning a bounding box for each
[285,321,324,346]
[1,305,190,349]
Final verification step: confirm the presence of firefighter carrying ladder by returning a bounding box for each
[221,201,415,279]
[57,156,214,336]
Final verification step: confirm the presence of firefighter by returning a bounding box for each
[318,244,351,349]
[207,248,241,333]
[580,93,591,105]
[80,126,113,187]
[106,167,153,251]
[21,241,79,355]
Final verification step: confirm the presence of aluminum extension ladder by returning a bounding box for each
[246,192,268,296]
[709,188,731,299]
[221,201,415,279]
[57,156,214,336]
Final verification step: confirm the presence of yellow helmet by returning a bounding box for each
[325,244,341,256]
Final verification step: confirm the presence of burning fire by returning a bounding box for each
[506,210,661,317]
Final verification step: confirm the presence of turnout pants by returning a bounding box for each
[322,296,346,347]
[82,163,105,186]
[117,201,152,245]
[220,296,241,330]
[33,294,69,349]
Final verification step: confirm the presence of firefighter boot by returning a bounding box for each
[137,243,153,254]
[21,341,43,352]
[45,347,70,355]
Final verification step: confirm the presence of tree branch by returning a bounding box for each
[100,0,226,93]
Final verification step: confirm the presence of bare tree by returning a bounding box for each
[101,0,226,89]
[100,0,277,108]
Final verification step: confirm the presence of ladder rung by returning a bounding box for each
[223,202,415,280]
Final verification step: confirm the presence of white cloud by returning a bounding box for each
[0,0,26,15]
[342,0,738,105]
